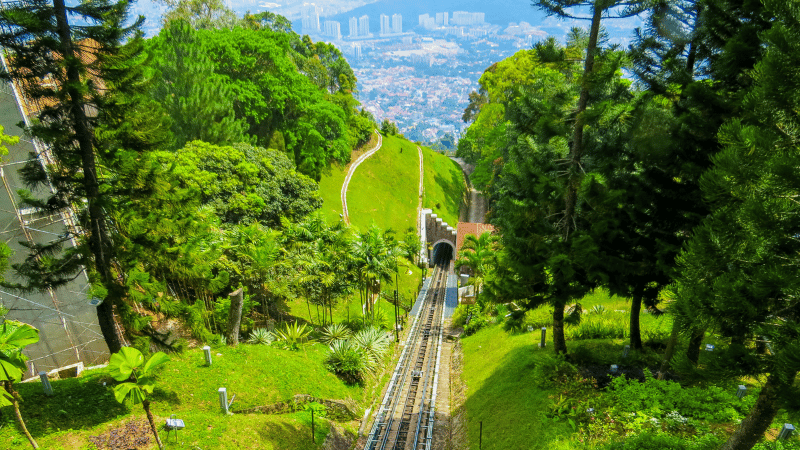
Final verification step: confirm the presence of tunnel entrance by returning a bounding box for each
[432,241,454,266]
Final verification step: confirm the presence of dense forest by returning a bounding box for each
[0,0,405,360]
[457,0,800,448]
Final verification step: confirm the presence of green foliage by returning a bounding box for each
[319,323,352,345]
[600,371,754,424]
[531,352,578,388]
[324,339,369,384]
[602,432,722,450]
[380,119,400,136]
[324,326,389,384]
[108,348,170,406]
[161,141,321,227]
[0,321,39,404]
[273,322,313,351]
[247,328,275,345]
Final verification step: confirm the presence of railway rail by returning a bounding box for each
[365,265,448,450]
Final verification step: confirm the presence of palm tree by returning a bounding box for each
[353,225,395,322]
[454,232,497,307]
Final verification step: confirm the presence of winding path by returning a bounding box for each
[341,130,383,224]
[416,146,424,231]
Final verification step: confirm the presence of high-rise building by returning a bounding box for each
[451,11,485,26]
[301,3,321,34]
[419,14,436,29]
[435,12,448,26]
[349,17,358,37]
[324,20,341,40]
[392,14,402,34]
[358,15,370,37]
[419,14,430,26]
[352,42,362,59]
[380,14,390,35]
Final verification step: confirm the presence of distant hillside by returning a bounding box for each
[317,133,464,233]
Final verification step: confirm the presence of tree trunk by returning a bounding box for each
[142,399,164,450]
[5,382,38,449]
[629,286,644,350]
[562,3,603,240]
[687,328,704,364]
[719,371,796,450]
[53,0,125,355]
[225,288,244,346]
[657,321,680,380]
[552,301,567,354]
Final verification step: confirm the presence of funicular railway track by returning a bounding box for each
[365,265,448,450]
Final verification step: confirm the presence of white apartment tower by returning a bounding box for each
[392,14,402,34]
[435,12,448,26]
[324,20,341,40]
[301,3,321,34]
[358,15,370,37]
[349,17,358,37]
[380,14,390,35]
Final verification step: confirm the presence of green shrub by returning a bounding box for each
[325,340,369,384]
[247,328,275,345]
[274,321,313,350]
[603,432,722,450]
[601,371,755,423]
[320,323,352,344]
[531,353,578,388]
[325,326,390,384]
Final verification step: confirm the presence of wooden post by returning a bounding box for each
[311,408,315,443]
[226,288,244,346]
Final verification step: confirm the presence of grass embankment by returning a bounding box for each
[1,344,366,449]
[422,146,465,227]
[318,134,464,233]
[459,291,800,449]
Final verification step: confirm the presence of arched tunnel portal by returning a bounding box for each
[431,239,455,267]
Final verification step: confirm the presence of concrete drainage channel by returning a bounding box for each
[363,265,449,450]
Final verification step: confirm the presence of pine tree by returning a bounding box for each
[674,2,800,448]
[0,0,169,353]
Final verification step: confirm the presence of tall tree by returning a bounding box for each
[674,1,799,448]
[148,20,248,149]
[0,0,170,353]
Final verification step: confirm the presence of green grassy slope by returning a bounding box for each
[345,135,419,232]
[422,146,465,227]
[317,135,465,234]
[1,345,364,449]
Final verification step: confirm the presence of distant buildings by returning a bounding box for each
[380,13,403,35]
[349,16,358,37]
[301,3,321,34]
[358,15,370,37]
[323,20,341,40]
[393,14,403,34]
[452,11,485,26]
[420,11,483,29]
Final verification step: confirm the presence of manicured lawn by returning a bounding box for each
[0,344,366,449]
[422,146,465,228]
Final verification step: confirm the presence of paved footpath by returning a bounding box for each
[341,130,383,224]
